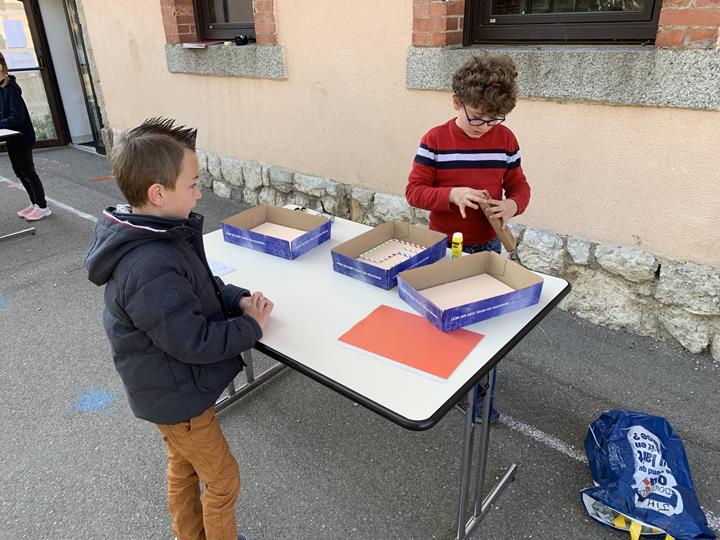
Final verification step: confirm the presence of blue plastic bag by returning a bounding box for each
[581,410,716,540]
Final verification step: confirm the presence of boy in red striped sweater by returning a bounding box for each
[406,51,531,423]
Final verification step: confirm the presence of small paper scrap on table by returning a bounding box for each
[207,257,235,277]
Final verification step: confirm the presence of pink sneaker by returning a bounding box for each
[17,204,36,218]
[24,206,52,221]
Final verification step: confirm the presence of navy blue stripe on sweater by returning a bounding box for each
[435,159,520,170]
[415,143,521,170]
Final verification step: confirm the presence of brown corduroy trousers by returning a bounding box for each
[156,406,240,540]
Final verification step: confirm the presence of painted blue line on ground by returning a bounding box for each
[75,389,113,413]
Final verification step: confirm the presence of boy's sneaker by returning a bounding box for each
[24,206,52,221]
[17,204,36,218]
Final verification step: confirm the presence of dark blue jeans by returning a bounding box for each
[463,236,501,255]
[462,236,500,421]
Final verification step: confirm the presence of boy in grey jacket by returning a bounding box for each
[85,118,272,540]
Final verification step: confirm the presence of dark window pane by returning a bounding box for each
[491,0,646,14]
[206,0,253,25]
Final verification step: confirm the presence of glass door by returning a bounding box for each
[0,0,66,147]
[63,0,104,154]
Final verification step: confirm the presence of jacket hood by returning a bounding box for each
[85,206,203,286]
[1,75,21,94]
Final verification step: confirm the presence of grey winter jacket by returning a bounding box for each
[85,207,262,424]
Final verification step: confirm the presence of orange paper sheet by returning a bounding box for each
[338,305,484,380]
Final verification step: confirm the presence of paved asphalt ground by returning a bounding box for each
[1,147,718,540]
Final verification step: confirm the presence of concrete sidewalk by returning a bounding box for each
[1,147,718,540]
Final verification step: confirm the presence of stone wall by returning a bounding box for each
[110,129,720,360]
[510,225,720,358]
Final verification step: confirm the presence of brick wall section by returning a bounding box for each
[413,0,465,46]
[159,0,277,45]
[253,0,277,45]
[161,0,198,44]
[656,0,720,48]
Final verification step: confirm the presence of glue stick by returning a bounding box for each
[451,232,463,258]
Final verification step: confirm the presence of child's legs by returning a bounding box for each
[6,146,36,206]
[463,237,501,255]
[8,146,46,208]
[157,428,205,540]
[157,407,240,540]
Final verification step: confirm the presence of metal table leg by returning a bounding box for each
[456,383,478,539]
[215,349,286,413]
[456,368,517,539]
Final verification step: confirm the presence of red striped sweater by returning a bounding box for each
[406,119,531,246]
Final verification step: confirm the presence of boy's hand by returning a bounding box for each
[241,291,274,330]
[483,198,518,230]
[239,295,253,311]
[449,188,490,218]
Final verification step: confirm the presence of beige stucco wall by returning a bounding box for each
[81,0,720,266]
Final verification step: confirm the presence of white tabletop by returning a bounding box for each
[204,217,569,428]
[0,128,20,138]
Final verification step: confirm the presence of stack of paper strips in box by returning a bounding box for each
[221,204,332,260]
[398,251,544,332]
[331,222,447,289]
[356,238,426,270]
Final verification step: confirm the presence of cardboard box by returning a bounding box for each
[222,204,332,260]
[478,199,517,252]
[331,222,447,290]
[397,251,543,332]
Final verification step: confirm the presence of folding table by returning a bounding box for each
[204,216,570,539]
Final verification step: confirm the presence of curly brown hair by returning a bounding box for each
[451,51,518,117]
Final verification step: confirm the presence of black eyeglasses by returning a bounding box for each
[463,105,505,127]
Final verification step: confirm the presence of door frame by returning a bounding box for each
[11,0,70,148]
[62,0,105,154]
